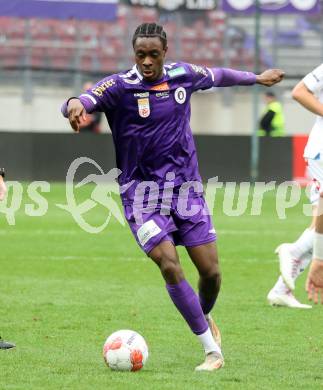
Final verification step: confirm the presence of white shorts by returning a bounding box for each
[307,159,323,205]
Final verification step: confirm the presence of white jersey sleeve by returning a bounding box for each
[303,64,323,95]
[303,63,323,159]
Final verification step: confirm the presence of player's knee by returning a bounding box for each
[161,257,183,280]
[210,267,221,283]
[152,253,182,283]
[201,264,221,283]
[149,245,184,282]
[199,257,220,277]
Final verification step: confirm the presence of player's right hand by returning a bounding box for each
[306,259,323,304]
[67,99,87,133]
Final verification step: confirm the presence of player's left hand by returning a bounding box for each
[0,176,7,201]
[256,69,285,87]
[306,259,323,304]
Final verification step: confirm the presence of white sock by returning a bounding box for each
[272,276,289,294]
[197,328,222,356]
[289,228,314,259]
[294,250,312,280]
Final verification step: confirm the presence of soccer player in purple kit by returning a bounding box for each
[62,23,284,371]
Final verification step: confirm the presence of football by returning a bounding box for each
[103,330,148,371]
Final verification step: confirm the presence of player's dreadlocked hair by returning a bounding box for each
[132,23,167,49]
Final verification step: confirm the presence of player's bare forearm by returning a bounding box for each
[306,260,323,304]
[67,99,87,133]
[256,69,285,87]
[292,81,323,116]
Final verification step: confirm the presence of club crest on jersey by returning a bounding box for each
[174,87,186,104]
[137,98,150,118]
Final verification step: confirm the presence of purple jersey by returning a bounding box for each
[62,62,256,204]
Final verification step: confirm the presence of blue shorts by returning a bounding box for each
[124,196,216,254]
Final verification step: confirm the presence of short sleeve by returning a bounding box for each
[79,75,122,113]
[303,64,323,94]
[186,63,215,92]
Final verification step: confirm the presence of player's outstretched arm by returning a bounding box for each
[292,81,323,117]
[256,69,285,87]
[0,174,7,201]
[306,260,323,304]
[66,98,87,133]
[204,67,284,89]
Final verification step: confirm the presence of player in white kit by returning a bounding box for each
[268,63,323,307]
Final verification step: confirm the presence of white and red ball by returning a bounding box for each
[103,330,148,371]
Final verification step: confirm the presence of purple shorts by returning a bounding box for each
[123,196,216,254]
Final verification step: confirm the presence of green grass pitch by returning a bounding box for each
[1,183,323,389]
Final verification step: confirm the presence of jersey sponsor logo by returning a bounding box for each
[155,91,169,99]
[137,98,150,118]
[92,79,115,97]
[137,220,161,246]
[190,64,208,77]
[174,87,186,104]
[150,82,169,91]
[134,92,149,98]
[167,66,186,78]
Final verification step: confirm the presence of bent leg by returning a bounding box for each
[149,241,208,335]
[149,241,221,357]
[186,242,221,315]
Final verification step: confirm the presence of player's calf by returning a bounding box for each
[198,270,221,315]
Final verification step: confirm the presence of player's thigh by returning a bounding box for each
[186,242,220,277]
[174,196,216,248]
[124,205,176,254]
[148,240,180,267]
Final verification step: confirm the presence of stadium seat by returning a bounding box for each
[0,46,22,68]
[47,47,73,70]
[0,8,322,76]
[30,47,47,68]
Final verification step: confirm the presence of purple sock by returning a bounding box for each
[199,294,216,315]
[166,280,208,335]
